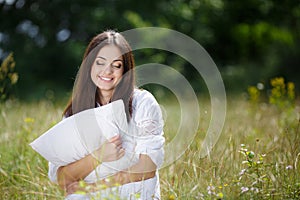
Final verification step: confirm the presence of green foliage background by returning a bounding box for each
[1,0,299,100]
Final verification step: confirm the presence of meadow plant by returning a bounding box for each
[237,144,269,199]
[247,86,260,104]
[269,77,295,110]
[71,179,125,200]
[201,77,299,199]
[0,53,18,101]
[247,76,296,111]
[248,77,297,128]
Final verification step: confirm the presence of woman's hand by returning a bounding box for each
[57,135,125,190]
[66,181,82,195]
[93,135,125,163]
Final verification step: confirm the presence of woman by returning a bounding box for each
[48,30,165,199]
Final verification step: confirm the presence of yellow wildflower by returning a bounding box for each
[217,192,224,198]
[247,86,260,103]
[270,77,285,88]
[24,117,35,123]
[287,82,295,100]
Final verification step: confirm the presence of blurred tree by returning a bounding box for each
[0,0,299,99]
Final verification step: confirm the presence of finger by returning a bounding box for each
[66,182,79,195]
[119,147,125,152]
[108,134,120,142]
[67,181,78,190]
[113,139,122,147]
[116,172,122,183]
[118,148,125,158]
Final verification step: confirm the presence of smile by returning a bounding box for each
[99,76,113,82]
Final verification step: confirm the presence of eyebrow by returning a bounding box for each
[97,56,123,62]
[97,56,106,60]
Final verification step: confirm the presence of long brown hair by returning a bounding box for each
[63,30,135,120]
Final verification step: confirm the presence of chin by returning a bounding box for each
[98,86,114,91]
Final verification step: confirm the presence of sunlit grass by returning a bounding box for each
[0,100,63,199]
[0,95,299,199]
[160,96,300,199]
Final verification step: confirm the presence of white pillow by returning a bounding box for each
[30,100,138,180]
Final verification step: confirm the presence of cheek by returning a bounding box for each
[119,68,124,76]
[90,66,97,82]
[91,64,100,75]
[116,70,124,79]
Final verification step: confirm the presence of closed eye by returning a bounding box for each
[112,61,123,69]
[96,60,105,65]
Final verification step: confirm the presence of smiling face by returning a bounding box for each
[91,45,124,100]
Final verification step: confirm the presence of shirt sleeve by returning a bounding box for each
[48,115,66,183]
[48,162,59,183]
[132,90,165,168]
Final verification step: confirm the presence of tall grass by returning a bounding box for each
[0,100,63,199]
[159,97,300,199]
[0,95,299,199]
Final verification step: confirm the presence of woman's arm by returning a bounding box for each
[57,154,98,189]
[65,154,157,194]
[109,154,157,185]
[57,135,125,189]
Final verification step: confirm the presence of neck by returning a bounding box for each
[98,91,112,105]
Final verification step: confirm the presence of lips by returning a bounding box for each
[99,75,113,82]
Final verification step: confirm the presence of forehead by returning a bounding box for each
[97,45,123,60]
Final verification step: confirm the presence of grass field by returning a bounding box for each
[0,93,299,199]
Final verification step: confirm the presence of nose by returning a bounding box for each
[103,63,113,74]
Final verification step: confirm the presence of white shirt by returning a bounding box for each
[48,89,165,200]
